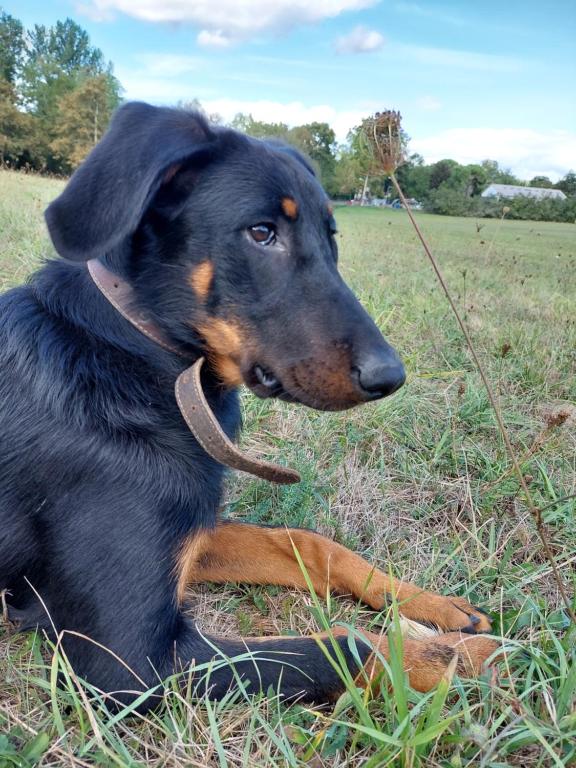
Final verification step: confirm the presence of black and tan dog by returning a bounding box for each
[0,103,497,711]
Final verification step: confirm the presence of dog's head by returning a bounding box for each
[46,103,405,411]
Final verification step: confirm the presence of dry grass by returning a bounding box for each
[1,169,575,766]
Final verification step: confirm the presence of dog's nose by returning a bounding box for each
[354,350,406,399]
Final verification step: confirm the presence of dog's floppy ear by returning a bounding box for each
[45,102,217,262]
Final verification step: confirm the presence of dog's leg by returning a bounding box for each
[19,511,496,708]
[184,626,498,700]
[178,522,491,633]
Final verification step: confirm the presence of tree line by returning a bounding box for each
[1,9,574,221]
[0,9,121,173]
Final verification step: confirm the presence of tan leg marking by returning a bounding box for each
[177,523,491,633]
[356,630,499,693]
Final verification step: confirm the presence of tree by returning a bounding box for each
[25,18,105,77]
[480,159,521,185]
[394,154,431,201]
[230,113,289,140]
[50,73,121,170]
[228,114,338,191]
[0,79,37,166]
[21,18,111,118]
[18,17,121,172]
[465,164,488,196]
[428,159,458,190]
[555,171,576,197]
[331,146,368,198]
[0,9,25,85]
[529,175,553,188]
[343,121,386,201]
[288,122,336,190]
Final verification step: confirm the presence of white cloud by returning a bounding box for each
[82,0,379,43]
[335,25,384,54]
[415,95,441,112]
[411,128,576,181]
[197,30,231,48]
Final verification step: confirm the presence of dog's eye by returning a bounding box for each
[249,224,277,246]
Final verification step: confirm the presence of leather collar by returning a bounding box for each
[87,259,300,485]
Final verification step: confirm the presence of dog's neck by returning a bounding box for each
[86,259,300,486]
[88,259,186,357]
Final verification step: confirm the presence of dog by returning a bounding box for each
[0,103,497,711]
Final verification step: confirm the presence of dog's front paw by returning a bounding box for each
[357,630,500,693]
[397,589,491,634]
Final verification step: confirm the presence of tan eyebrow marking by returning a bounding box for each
[189,261,214,300]
[281,197,299,220]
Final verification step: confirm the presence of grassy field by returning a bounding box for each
[0,167,575,767]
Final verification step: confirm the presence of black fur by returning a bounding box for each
[0,103,404,711]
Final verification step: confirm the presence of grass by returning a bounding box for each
[1,167,575,766]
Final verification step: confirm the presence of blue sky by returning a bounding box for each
[10,0,576,180]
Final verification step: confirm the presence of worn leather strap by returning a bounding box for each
[176,359,300,484]
[87,259,300,485]
[88,259,183,356]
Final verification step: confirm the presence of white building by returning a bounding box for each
[481,184,566,201]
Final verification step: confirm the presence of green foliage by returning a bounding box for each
[393,154,430,201]
[0,9,24,85]
[556,170,576,197]
[480,158,522,185]
[426,186,576,222]
[230,112,289,139]
[290,121,337,190]
[0,80,37,166]
[427,183,480,217]
[529,175,554,188]
[429,159,458,190]
[230,113,337,192]
[0,12,121,173]
[331,145,371,199]
[336,139,573,222]
[50,73,121,172]
[501,194,576,222]
[397,157,575,222]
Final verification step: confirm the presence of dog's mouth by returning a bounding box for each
[244,360,361,411]
[246,363,299,403]
[253,364,280,391]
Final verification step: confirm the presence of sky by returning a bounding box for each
[9,0,576,181]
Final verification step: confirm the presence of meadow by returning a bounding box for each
[0,168,575,767]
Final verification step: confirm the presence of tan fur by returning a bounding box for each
[189,261,214,301]
[197,318,244,386]
[210,354,244,387]
[198,318,242,356]
[176,522,492,633]
[175,524,498,694]
[176,531,211,603]
[281,197,299,220]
